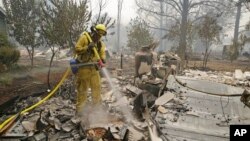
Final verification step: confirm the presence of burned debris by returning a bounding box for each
[1,50,250,141]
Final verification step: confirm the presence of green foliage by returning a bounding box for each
[3,0,40,46]
[0,33,16,48]
[223,20,250,61]
[3,0,41,67]
[40,0,91,48]
[127,17,154,52]
[0,47,20,67]
[198,15,221,68]
[0,73,12,85]
[229,41,242,62]
[242,20,250,45]
[0,32,20,68]
[166,21,196,53]
[246,20,250,30]
[198,16,221,46]
[0,34,9,47]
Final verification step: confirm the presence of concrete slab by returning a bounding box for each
[125,84,143,95]
[155,75,250,140]
[173,76,244,96]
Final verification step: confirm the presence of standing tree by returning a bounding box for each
[135,0,234,61]
[3,0,41,68]
[229,0,250,62]
[40,0,91,89]
[198,15,221,69]
[243,20,250,44]
[127,17,154,52]
[166,21,197,67]
[238,19,250,60]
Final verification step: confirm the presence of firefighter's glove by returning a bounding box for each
[88,42,95,50]
[98,60,105,68]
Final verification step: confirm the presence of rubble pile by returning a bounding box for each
[1,96,132,141]
[183,69,250,87]
[1,54,250,141]
[0,74,149,141]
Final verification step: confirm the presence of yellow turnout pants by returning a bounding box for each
[76,66,101,112]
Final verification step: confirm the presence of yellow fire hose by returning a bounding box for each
[0,67,70,133]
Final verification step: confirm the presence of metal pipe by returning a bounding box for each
[70,62,98,67]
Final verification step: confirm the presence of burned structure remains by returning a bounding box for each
[1,45,250,141]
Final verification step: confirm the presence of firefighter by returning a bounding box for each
[74,24,107,113]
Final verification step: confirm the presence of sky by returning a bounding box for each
[0,0,138,25]
[90,0,137,25]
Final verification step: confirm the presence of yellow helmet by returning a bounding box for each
[95,24,107,36]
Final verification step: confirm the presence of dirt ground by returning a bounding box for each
[0,55,249,110]
[188,60,250,72]
[0,56,69,108]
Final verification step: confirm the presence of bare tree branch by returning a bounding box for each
[136,0,180,22]
[189,0,232,10]
[164,0,182,14]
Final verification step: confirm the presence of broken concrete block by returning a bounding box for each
[33,132,48,141]
[119,125,129,140]
[148,122,163,141]
[53,118,62,130]
[237,80,245,85]
[244,71,250,80]
[110,126,119,133]
[190,70,208,77]
[62,121,75,132]
[210,75,218,79]
[235,69,244,80]
[58,132,72,139]
[224,72,232,76]
[71,129,81,140]
[71,116,81,125]
[126,84,143,96]
[22,121,36,132]
[141,75,149,81]
[113,133,121,139]
[155,92,175,106]
[173,98,185,104]
[185,72,194,77]
[132,121,148,131]
[158,106,168,114]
